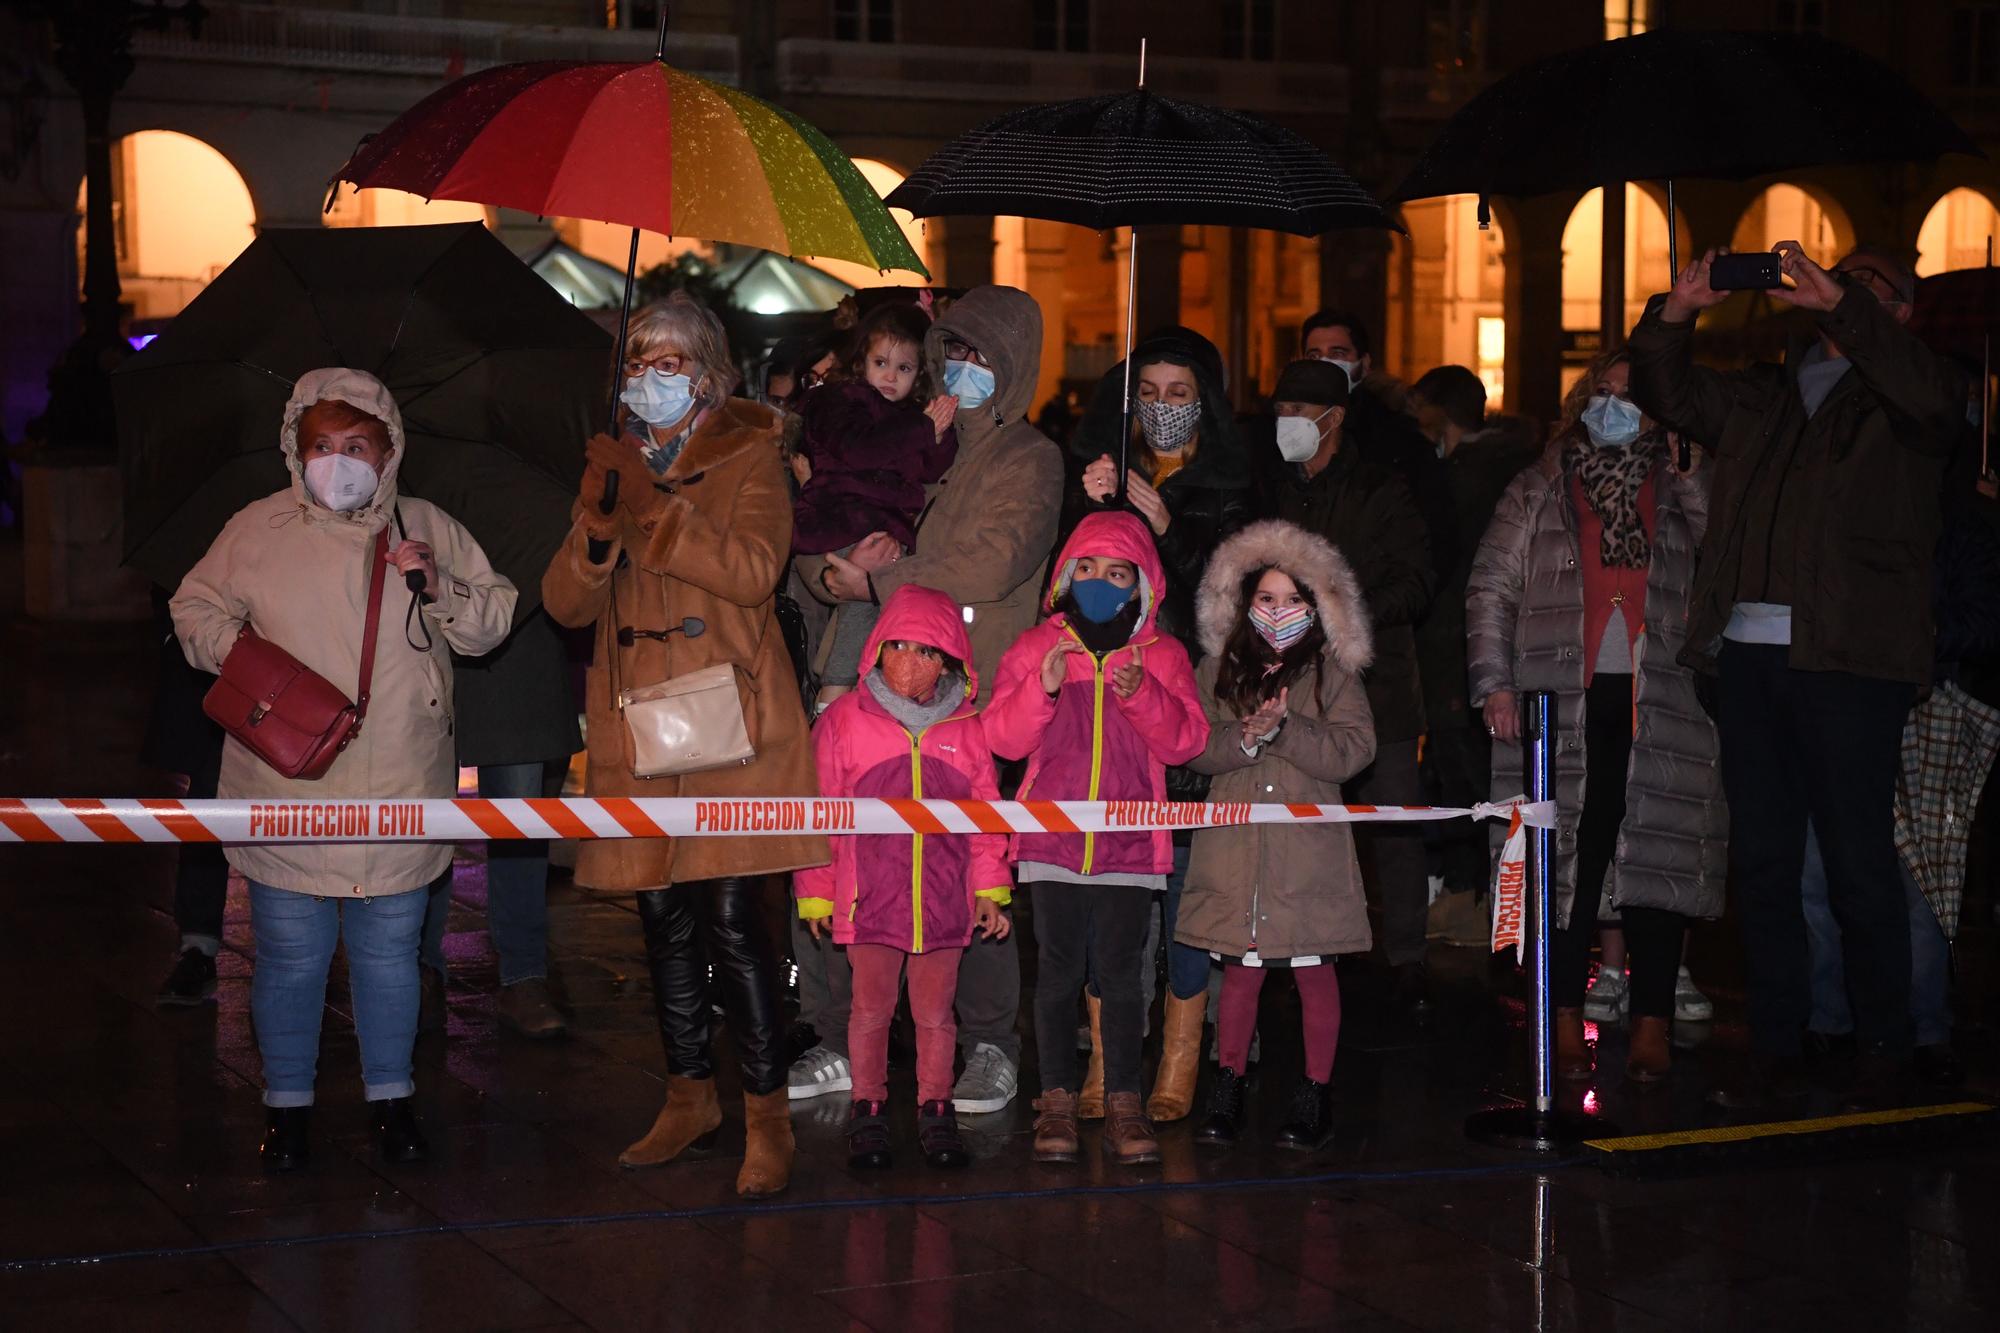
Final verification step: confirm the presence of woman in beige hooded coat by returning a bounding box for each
[172,367,516,1171]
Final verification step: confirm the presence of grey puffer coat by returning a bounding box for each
[1465,437,1727,924]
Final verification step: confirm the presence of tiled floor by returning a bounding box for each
[3,560,1998,1331]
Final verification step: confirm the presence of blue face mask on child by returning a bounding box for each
[944,358,995,410]
[1068,577,1135,624]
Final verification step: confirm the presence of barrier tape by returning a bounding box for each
[0,796,1553,846]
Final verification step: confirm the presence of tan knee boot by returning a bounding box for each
[1627,1015,1671,1083]
[1078,994,1106,1120]
[1147,992,1205,1122]
[619,1074,722,1169]
[736,1089,795,1197]
[1555,1007,1593,1079]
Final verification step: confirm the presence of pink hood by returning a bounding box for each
[856,581,982,701]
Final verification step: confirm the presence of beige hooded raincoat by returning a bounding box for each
[171,368,518,897]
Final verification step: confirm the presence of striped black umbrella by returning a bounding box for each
[888,52,1396,487]
[885,88,1395,237]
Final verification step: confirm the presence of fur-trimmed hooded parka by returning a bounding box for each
[1177,520,1380,961]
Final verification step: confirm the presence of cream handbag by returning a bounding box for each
[610,598,756,780]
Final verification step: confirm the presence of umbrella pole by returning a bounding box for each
[1117,225,1139,504]
[599,224,643,515]
[1985,237,1993,482]
[1668,180,1691,472]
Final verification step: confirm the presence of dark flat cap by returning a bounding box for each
[1272,359,1350,408]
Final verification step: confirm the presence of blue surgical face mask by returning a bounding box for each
[944,358,995,410]
[1581,394,1643,448]
[621,367,698,428]
[1068,576,1135,624]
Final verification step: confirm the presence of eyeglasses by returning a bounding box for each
[943,340,990,369]
[882,640,944,661]
[624,352,686,378]
[1835,266,1913,305]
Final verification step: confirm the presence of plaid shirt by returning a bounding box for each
[1894,680,2000,939]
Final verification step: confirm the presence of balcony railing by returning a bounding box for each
[776,39,1350,116]
[130,3,739,82]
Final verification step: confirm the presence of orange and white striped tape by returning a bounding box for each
[0,796,1553,845]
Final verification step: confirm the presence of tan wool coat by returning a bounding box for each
[543,397,827,892]
[1177,521,1380,961]
[171,368,518,897]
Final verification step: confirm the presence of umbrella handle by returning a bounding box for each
[601,470,621,517]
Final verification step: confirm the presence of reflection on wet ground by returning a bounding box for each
[2,588,1997,1330]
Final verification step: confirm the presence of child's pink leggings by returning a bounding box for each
[1216,962,1341,1082]
[846,943,962,1104]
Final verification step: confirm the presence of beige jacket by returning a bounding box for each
[171,368,517,897]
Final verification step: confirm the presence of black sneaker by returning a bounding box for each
[917,1100,969,1169]
[847,1099,893,1170]
[373,1097,430,1164]
[157,947,218,1007]
[1914,1043,1966,1089]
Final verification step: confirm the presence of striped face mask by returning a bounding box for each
[1249,603,1314,652]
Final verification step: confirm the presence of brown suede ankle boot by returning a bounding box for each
[1555,1007,1593,1079]
[1627,1015,1671,1083]
[1078,995,1105,1120]
[736,1089,795,1197]
[1101,1091,1161,1166]
[619,1075,722,1169]
[1147,992,1205,1123]
[1032,1089,1080,1163]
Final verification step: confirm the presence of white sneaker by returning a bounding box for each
[1674,965,1715,1023]
[786,1044,852,1101]
[1583,965,1629,1024]
[951,1042,1018,1114]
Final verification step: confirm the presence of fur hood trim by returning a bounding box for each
[1195,519,1374,673]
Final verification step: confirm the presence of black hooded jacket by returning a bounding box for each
[1060,327,1257,653]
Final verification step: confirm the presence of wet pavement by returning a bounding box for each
[3,539,1999,1331]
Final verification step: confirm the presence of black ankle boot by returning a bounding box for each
[847,1099,893,1169]
[261,1105,311,1173]
[917,1099,969,1169]
[1274,1077,1333,1152]
[373,1097,430,1164]
[1195,1067,1245,1147]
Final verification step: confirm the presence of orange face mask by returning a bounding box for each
[880,645,945,701]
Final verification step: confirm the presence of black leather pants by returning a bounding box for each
[634,877,788,1096]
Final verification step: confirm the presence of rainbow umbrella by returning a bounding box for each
[332,19,926,499]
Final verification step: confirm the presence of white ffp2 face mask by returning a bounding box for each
[304,453,380,512]
[1275,405,1335,463]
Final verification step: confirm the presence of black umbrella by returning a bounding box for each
[1393,30,1977,205]
[887,48,1397,486]
[113,223,608,615]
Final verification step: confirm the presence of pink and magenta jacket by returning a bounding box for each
[984,511,1209,878]
[795,584,1012,952]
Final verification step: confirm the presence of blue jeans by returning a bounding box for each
[1801,823,1953,1047]
[250,882,426,1107]
[421,761,554,986]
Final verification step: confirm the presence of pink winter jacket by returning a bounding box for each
[984,511,1209,878]
[795,585,1012,952]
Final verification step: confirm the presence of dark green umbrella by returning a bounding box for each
[113,222,608,615]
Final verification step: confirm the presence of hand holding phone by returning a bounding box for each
[1708,250,1784,291]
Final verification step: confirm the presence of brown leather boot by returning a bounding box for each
[1146,992,1205,1122]
[735,1089,795,1197]
[1555,1007,1593,1079]
[1078,994,1106,1121]
[1627,1015,1671,1083]
[1031,1089,1080,1163]
[1101,1091,1162,1166]
[619,1075,722,1169]
[497,978,568,1040]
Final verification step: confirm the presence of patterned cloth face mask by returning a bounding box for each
[1249,603,1314,652]
[1137,398,1201,454]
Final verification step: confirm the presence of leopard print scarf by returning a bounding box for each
[1566,432,1662,569]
